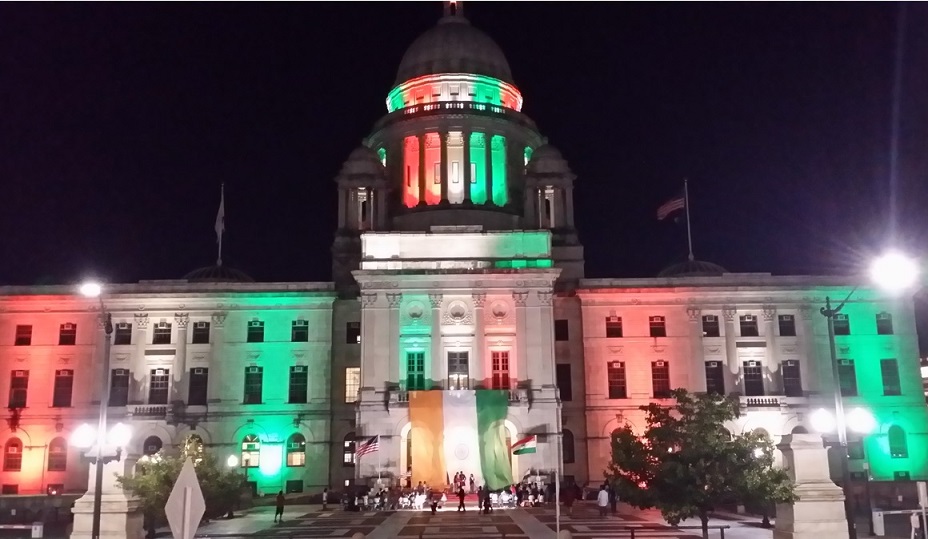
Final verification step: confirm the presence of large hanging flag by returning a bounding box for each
[511,435,537,455]
[408,390,513,491]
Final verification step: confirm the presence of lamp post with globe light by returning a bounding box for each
[70,281,121,539]
[818,250,919,539]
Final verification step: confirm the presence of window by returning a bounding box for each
[434,163,441,183]
[894,471,911,481]
[605,316,623,338]
[241,435,260,468]
[838,359,858,397]
[247,320,264,343]
[833,314,850,336]
[778,315,796,337]
[343,433,356,466]
[52,370,74,408]
[188,368,208,405]
[346,322,361,344]
[491,351,510,390]
[470,163,476,183]
[880,359,901,396]
[607,362,627,399]
[143,436,163,456]
[705,361,725,395]
[556,364,572,401]
[848,441,865,460]
[448,351,469,390]
[563,429,575,464]
[743,361,764,396]
[148,369,169,404]
[782,360,803,397]
[888,426,908,458]
[4,439,22,472]
[287,434,306,467]
[8,371,28,408]
[14,325,32,346]
[152,322,172,344]
[286,480,304,494]
[651,361,671,398]
[876,312,894,335]
[554,320,569,341]
[243,367,263,404]
[345,367,360,403]
[191,321,210,344]
[649,316,666,337]
[47,438,67,472]
[739,315,759,337]
[451,161,460,183]
[59,323,76,345]
[291,320,309,342]
[289,366,308,404]
[702,315,720,338]
[109,369,130,406]
[114,323,132,345]
[1,485,17,495]
[406,352,425,391]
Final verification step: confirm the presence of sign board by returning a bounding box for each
[918,481,928,508]
[165,458,206,539]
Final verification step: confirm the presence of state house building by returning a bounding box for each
[0,3,925,499]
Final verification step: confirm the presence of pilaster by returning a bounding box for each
[131,313,149,404]
[722,306,740,394]
[172,313,189,403]
[360,292,380,390]
[387,293,402,386]
[687,307,705,391]
[472,293,486,385]
[429,293,443,388]
[798,305,818,392]
[763,305,782,394]
[513,291,529,385]
[207,312,226,403]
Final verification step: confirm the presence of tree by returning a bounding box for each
[606,389,797,539]
[117,435,243,532]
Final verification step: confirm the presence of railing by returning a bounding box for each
[130,405,168,418]
[387,387,529,406]
[739,395,809,408]
[373,100,538,131]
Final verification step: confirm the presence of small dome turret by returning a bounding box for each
[184,264,254,283]
[338,146,385,178]
[527,144,571,175]
[658,260,727,278]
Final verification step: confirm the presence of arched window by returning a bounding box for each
[563,429,575,464]
[47,437,67,472]
[143,436,163,456]
[287,434,306,467]
[343,433,355,467]
[888,426,908,458]
[4,438,22,472]
[241,435,260,468]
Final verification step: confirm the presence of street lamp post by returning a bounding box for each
[79,282,114,539]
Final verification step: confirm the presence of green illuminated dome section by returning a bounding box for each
[386,74,523,113]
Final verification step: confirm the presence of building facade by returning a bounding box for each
[0,3,925,500]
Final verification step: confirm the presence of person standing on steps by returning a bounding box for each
[321,487,328,511]
[274,491,285,523]
[457,484,467,512]
[469,474,475,494]
[911,512,922,539]
[596,484,609,518]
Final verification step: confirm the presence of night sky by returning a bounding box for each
[3,3,927,291]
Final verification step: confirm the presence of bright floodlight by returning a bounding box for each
[79,282,103,298]
[753,447,764,458]
[227,455,239,468]
[810,408,836,433]
[107,423,132,447]
[70,424,97,449]
[870,251,919,294]
[846,407,876,434]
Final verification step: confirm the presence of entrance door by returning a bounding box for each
[447,351,469,390]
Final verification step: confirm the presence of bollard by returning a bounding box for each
[351,533,365,539]
[557,529,572,539]
[31,522,44,539]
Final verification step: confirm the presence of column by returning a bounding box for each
[723,306,741,394]
[172,313,189,403]
[484,133,493,206]
[472,293,486,387]
[687,307,706,391]
[463,130,472,202]
[131,313,149,404]
[429,294,443,389]
[565,184,575,228]
[524,182,536,229]
[439,130,449,203]
[797,305,818,392]
[763,305,782,394]
[337,188,346,229]
[418,133,427,205]
[513,291,529,386]
[360,293,380,391]
[207,312,226,403]
[387,293,402,387]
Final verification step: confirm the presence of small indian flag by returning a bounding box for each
[511,435,537,455]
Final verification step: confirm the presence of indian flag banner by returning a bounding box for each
[408,390,513,491]
[511,435,537,455]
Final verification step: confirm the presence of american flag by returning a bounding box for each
[355,435,379,458]
[657,191,685,221]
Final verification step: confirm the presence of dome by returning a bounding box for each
[184,264,254,283]
[338,146,385,177]
[658,259,728,278]
[395,13,513,85]
[526,144,571,175]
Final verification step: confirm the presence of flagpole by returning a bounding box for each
[377,435,382,485]
[683,178,694,261]
[216,183,225,266]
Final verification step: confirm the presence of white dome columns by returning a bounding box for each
[524,146,577,231]
[335,148,389,233]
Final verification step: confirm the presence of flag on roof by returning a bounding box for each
[657,191,685,220]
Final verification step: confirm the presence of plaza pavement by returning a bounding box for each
[186,501,914,539]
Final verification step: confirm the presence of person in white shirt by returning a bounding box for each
[597,485,610,518]
[911,512,921,539]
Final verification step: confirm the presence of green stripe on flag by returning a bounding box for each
[476,390,513,491]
